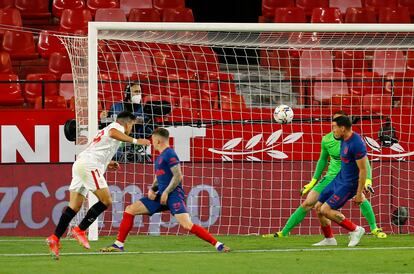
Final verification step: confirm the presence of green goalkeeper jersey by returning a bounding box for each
[312,132,372,181]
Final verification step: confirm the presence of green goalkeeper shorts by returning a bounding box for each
[313,176,336,194]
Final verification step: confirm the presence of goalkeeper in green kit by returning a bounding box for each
[263,111,386,244]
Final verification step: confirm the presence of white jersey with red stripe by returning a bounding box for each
[78,122,125,172]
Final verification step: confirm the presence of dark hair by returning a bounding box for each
[124,82,141,112]
[332,115,352,129]
[333,110,347,117]
[152,127,169,139]
[116,111,136,122]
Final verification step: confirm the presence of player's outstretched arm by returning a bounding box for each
[160,165,183,204]
[108,128,150,146]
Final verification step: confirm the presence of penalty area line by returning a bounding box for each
[1,246,414,257]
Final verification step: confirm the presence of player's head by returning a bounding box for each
[151,127,169,151]
[333,110,347,119]
[332,115,352,139]
[116,111,136,135]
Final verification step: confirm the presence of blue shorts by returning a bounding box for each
[318,178,357,210]
[140,188,187,216]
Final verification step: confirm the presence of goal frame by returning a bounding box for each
[86,22,414,240]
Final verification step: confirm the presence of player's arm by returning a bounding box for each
[164,165,183,194]
[148,177,158,200]
[355,156,368,204]
[365,158,374,194]
[301,141,329,195]
[108,128,150,146]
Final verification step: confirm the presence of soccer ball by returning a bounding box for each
[273,105,294,124]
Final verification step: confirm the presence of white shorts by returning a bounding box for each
[69,158,107,197]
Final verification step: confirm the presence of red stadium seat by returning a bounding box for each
[296,0,329,16]
[345,7,377,23]
[48,52,72,77]
[98,51,118,73]
[364,0,397,9]
[53,0,85,18]
[98,72,126,109]
[312,72,349,104]
[331,94,361,108]
[59,73,74,100]
[14,0,50,18]
[0,8,22,35]
[166,72,198,102]
[334,50,368,75]
[329,0,362,14]
[120,0,152,15]
[406,50,414,71]
[373,50,406,76]
[38,30,67,58]
[262,0,294,17]
[362,93,392,114]
[349,71,383,96]
[0,73,24,106]
[186,48,219,77]
[378,7,410,23]
[0,51,12,73]
[0,0,14,9]
[300,50,333,79]
[399,0,414,16]
[95,8,126,21]
[34,95,67,109]
[128,8,160,22]
[311,7,342,23]
[59,9,92,34]
[119,51,153,77]
[274,7,307,23]
[151,49,186,75]
[24,73,58,104]
[153,0,184,11]
[2,31,38,60]
[162,8,193,22]
[87,0,118,17]
[220,94,246,111]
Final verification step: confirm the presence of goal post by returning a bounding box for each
[60,22,414,240]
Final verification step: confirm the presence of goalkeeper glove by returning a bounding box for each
[300,178,317,196]
[365,179,374,194]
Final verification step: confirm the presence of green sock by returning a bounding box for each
[281,206,308,236]
[360,199,377,231]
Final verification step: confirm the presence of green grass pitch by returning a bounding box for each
[0,235,413,273]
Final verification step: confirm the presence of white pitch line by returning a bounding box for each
[1,246,414,257]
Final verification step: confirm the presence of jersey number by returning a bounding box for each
[92,130,104,144]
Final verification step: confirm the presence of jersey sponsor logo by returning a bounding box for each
[155,169,165,176]
[343,146,349,155]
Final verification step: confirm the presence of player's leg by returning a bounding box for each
[359,198,387,238]
[174,213,230,252]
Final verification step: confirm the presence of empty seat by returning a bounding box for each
[186,48,219,76]
[166,72,198,102]
[95,8,126,21]
[275,7,307,22]
[119,51,152,77]
[364,0,397,9]
[0,73,24,106]
[262,0,295,17]
[38,30,67,58]
[151,47,186,75]
[14,0,50,18]
[311,7,342,23]
[331,94,361,107]
[329,0,361,14]
[0,0,15,9]
[59,9,92,34]
[98,51,118,73]
[296,0,329,15]
[34,95,67,109]
[48,52,72,77]
[362,93,392,114]
[0,51,12,73]
[345,7,377,23]
[334,50,368,75]
[87,0,118,17]
[220,94,246,110]
[349,71,383,96]
[59,73,74,100]
[2,31,38,60]
[385,71,414,98]
[399,0,414,16]
[98,72,126,109]
[0,8,23,35]
[153,0,184,11]
[128,8,160,22]
[120,0,152,15]
[313,72,349,104]
[373,50,406,76]
[406,50,414,71]
[300,50,333,78]
[162,8,193,22]
[378,7,410,23]
[53,0,85,18]
[25,73,59,103]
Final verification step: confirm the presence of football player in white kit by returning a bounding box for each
[46,111,150,259]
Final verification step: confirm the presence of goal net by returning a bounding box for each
[60,23,414,239]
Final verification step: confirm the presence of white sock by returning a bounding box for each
[114,240,124,247]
